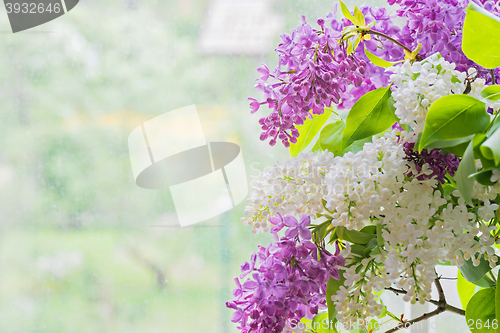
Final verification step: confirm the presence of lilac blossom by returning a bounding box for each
[403,142,459,184]
[388,0,500,81]
[227,214,345,333]
[252,6,403,147]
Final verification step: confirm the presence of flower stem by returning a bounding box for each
[489,271,497,283]
[492,69,496,85]
[366,30,422,61]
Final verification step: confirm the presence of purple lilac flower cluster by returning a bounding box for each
[403,142,459,184]
[389,0,500,81]
[226,214,345,333]
[252,6,403,147]
[252,0,500,148]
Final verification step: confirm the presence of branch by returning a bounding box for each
[434,277,445,303]
[384,287,407,295]
[127,248,167,289]
[446,304,466,316]
[383,276,465,333]
[383,307,445,333]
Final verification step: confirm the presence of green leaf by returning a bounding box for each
[456,140,476,205]
[466,288,496,332]
[424,135,475,150]
[360,225,376,234]
[481,128,500,166]
[443,140,470,157]
[471,169,496,186]
[312,138,323,153]
[339,0,358,26]
[338,226,377,245]
[460,252,492,283]
[458,270,477,310]
[388,96,396,114]
[419,95,489,151]
[289,111,331,157]
[352,35,361,54]
[342,86,397,150]
[350,244,368,257]
[488,115,500,136]
[376,223,384,247]
[496,282,500,333]
[474,275,496,289]
[341,136,373,155]
[442,183,457,196]
[312,313,334,332]
[463,2,500,69]
[319,120,346,156]
[299,318,313,332]
[364,46,402,68]
[354,6,365,27]
[481,85,500,102]
[326,271,346,333]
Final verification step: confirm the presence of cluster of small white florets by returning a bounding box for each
[326,131,500,322]
[322,131,408,230]
[389,54,467,134]
[241,150,334,233]
[332,258,388,322]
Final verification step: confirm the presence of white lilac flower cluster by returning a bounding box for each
[322,131,408,230]
[241,150,334,233]
[326,132,500,322]
[390,54,467,134]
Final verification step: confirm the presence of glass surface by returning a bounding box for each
[0,1,469,332]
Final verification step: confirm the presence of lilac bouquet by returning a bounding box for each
[230,0,500,332]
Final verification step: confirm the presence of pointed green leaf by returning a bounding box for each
[289,111,331,157]
[463,2,500,69]
[340,136,373,156]
[312,137,323,153]
[456,140,476,205]
[481,85,500,102]
[424,135,475,150]
[347,40,354,55]
[496,280,500,333]
[458,270,477,310]
[376,223,384,247]
[352,34,361,54]
[326,271,346,333]
[473,275,496,289]
[319,119,346,156]
[354,6,365,27]
[471,169,496,186]
[339,0,358,26]
[337,226,377,245]
[312,313,335,332]
[460,252,492,283]
[466,288,496,332]
[364,47,402,68]
[419,95,489,151]
[341,86,397,150]
[480,128,500,166]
